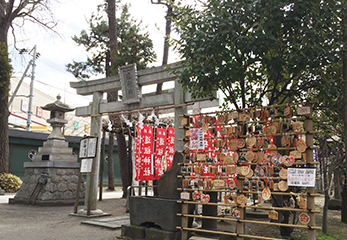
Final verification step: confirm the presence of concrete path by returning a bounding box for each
[0,188,129,240]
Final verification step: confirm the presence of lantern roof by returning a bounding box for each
[42,95,75,112]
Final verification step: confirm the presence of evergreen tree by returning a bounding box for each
[66,3,156,79]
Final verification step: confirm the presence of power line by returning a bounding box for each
[34,79,92,101]
[37,56,71,75]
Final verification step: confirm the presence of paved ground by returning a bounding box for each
[0,188,128,240]
[0,188,215,240]
[3,189,318,240]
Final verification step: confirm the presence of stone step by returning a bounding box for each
[82,216,130,229]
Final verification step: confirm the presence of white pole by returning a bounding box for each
[27,45,36,131]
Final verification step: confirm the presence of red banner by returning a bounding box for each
[134,125,141,181]
[154,128,167,180]
[166,127,175,169]
[139,125,154,181]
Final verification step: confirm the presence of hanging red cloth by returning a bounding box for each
[166,126,175,169]
[154,127,167,180]
[137,125,154,181]
[134,125,141,181]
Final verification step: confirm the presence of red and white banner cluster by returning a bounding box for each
[135,125,175,181]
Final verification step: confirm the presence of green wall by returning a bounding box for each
[8,130,121,184]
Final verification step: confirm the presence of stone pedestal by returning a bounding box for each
[33,140,77,162]
[10,163,85,206]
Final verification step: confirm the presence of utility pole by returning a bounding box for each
[27,45,36,131]
[8,60,32,108]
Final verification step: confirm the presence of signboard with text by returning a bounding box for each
[79,137,98,158]
[287,168,316,187]
[80,158,93,173]
[36,106,43,118]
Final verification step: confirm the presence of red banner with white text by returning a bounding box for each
[140,125,154,181]
[154,127,167,180]
[134,125,141,181]
[166,127,175,169]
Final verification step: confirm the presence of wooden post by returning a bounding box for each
[236,121,246,240]
[202,192,218,229]
[138,181,142,196]
[181,202,189,240]
[73,172,83,213]
[236,178,245,240]
[99,129,106,201]
[305,105,316,240]
[145,181,148,196]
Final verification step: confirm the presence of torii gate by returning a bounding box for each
[70,62,218,215]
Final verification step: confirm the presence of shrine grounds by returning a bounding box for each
[0,189,346,240]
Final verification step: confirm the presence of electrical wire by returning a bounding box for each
[37,56,71,75]
[34,79,92,101]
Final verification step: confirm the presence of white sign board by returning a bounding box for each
[80,158,93,173]
[87,138,97,158]
[21,99,28,112]
[190,128,204,150]
[297,106,311,115]
[79,137,98,158]
[287,168,316,187]
[79,139,88,158]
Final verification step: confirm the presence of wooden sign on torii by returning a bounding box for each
[70,62,219,215]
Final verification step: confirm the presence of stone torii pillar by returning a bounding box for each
[79,91,104,215]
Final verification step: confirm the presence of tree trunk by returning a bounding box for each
[323,176,330,233]
[321,139,329,233]
[105,0,118,191]
[0,96,9,173]
[117,131,129,198]
[162,4,172,66]
[0,40,10,173]
[108,0,118,57]
[107,131,115,190]
[342,1,347,224]
[334,170,341,199]
[156,2,173,95]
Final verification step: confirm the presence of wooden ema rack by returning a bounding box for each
[177,101,320,240]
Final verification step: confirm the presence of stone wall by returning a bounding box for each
[13,167,85,204]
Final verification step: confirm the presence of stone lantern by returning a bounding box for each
[44,94,74,141]
[11,95,85,205]
[31,95,76,162]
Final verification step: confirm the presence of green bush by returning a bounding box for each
[0,173,22,192]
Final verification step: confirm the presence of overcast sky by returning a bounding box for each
[8,0,181,108]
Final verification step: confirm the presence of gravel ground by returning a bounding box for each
[0,197,128,240]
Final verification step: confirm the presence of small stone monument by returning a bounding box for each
[10,95,85,205]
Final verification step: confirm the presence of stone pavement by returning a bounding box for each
[0,188,129,240]
[82,216,130,229]
[1,188,269,240]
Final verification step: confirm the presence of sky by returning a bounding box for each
[8,0,182,108]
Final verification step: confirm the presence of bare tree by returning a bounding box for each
[0,0,57,173]
[151,0,174,94]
